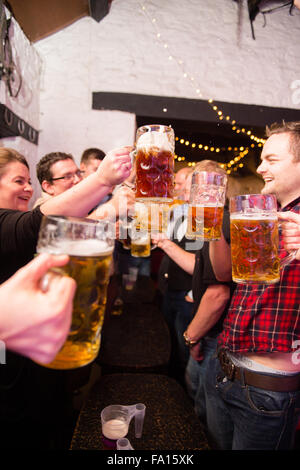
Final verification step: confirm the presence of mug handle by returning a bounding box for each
[278,213,298,268]
[280,249,297,269]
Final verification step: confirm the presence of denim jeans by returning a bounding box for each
[205,353,300,450]
[185,337,217,424]
[162,290,194,382]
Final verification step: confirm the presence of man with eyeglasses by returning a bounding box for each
[34,152,83,207]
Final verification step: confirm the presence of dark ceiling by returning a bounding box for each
[4,0,113,42]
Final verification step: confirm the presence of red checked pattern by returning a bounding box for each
[219,196,300,353]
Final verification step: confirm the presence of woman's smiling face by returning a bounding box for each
[0,161,33,211]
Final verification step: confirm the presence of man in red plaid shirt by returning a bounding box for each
[205,121,300,450]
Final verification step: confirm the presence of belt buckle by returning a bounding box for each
[218,349,236,381]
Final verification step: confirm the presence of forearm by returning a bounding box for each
[159,239,195,274]
[88,201,117,221]
[186,284,230,341]
[209,231,232,281]
[40,173,112,217]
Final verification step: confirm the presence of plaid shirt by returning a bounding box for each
[219,196,300,353]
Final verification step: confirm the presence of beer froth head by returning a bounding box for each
[37,215,114,255]
[136,128,174,153]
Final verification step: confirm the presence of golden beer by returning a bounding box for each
[186,204,224,240]
[134,201,169,233]
[131,233,151,257]
[230,215,280,284]
[36,215,114,369]
[43,240,113,369]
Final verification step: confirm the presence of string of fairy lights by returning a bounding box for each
[138,2,266,174]
[174,136,263,173]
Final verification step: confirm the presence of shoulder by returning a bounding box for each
[0,206,43,232]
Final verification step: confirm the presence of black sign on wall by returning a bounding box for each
[0,103,39,145]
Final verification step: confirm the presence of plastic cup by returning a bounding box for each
[134,403,146,438]
[117,438,134,450]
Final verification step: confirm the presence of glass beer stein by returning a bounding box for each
[230,194,296,284]
[135,124,175,203]
[186,171,227,240]
[36,215,114,369]
[130,230,151,258]
[133,200,169,234]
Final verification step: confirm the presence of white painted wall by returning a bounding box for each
[1,0,300,204]
[34,0,300,169]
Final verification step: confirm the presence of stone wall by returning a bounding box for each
[1,0,300,204]
[0,11,42,202]
[34,0,300,178]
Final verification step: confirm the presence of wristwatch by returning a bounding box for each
[183,331,200,347]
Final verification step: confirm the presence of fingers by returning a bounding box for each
[107,146,133,163]
[278,211,300,223]
[282,225,300,236]
[13,253,69,286]
[45,270,76,299]
[110,146,133,156]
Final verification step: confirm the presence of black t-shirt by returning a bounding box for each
[191,207,235,337]
[0,205,43,283]
[0,205,67,446]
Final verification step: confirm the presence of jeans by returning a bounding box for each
[162,290,194,382]
[185,337,217,424]
[205,353,300,450]
[115,249,151,276]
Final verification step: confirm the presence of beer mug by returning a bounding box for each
[133,201,169,234]
[186,171,227,240]
[230,194,296,284]
[36,215,114,369]
[135,124,175,203]
[130,229,151,258]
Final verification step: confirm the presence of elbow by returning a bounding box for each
[205,284,231,304]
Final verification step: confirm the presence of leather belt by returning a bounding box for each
[217,349,300,392]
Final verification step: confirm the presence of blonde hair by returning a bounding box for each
[0,148,29,179]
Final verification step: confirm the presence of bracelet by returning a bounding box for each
[183,331,200,347]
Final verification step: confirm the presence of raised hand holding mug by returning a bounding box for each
[36,215,114,369]
[230,194,296,284]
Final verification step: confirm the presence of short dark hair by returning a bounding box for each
[266,121,300,162]
[36,152,74,184]
[80,148,105,164]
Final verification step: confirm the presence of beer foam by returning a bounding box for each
[40,239,113,257]
[133,236,150,245]
[193,203,224,207]
[137,130,173,152]
[230,213,278,220]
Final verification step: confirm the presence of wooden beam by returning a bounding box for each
[92,91,300,132]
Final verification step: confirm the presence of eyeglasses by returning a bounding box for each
[51,170,83,182]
